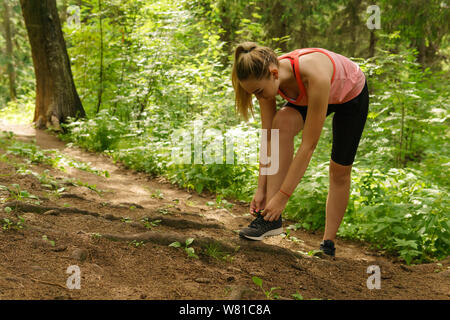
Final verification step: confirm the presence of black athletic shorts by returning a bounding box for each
[284,81,369,166]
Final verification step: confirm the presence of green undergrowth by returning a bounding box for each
[0,131,109,178]
[0,131,106,201]
[284,163,449,265]
[57,112,449,265]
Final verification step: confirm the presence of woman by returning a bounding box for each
[232,42,369,256]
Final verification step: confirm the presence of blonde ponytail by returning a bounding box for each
[231,42,279,121]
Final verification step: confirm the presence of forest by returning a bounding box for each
[0,0,449,301]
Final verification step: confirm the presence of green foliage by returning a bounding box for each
[1,216,25,231]
[353,49,450,174]
[284,162,449,264]
[0,0,34,106]
[91,233,102,240]
[0,184,39,202]
[42,235,56,247]
[141,218,161,230]
[121,217,132,224]
[308,250,324,257]
[292,292,304,300]
[62,177,103,195]
[2,135,109,177]
[340,167,449,264]
[6,141,57,167]
[128,240,145,248]
[252,276,280,300]
[169,237,199,259]
[0,94,34,124]
[206,195,234,210]
[150,189,164,199]
[281,228,303,244]
[284,162,329,230]
[203,242,234,262]
[61,110,128,152]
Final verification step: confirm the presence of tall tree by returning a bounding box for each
[368,29,377,57]
[380,0,450,66]
[19,0,85,130]
[59,0,68,24]
[2,0,17,101]
[96,0,104,113]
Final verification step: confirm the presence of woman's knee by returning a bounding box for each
[271,107,303,137]
[329,159,352,185]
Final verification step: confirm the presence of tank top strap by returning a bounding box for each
[277,50,307,105]
[277,48,338,105]
[296,48,336,83]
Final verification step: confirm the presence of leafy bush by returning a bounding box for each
[283,162,329,230]
[341,168,449,264]
[284,164,449,264]
[61,110,128,152]
[0,93,35,124]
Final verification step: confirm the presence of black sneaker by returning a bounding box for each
[319,240,336,257]
[239,213,283,240]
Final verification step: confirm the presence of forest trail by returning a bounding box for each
[0,120,448,300]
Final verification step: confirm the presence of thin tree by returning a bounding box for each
[96,0,103,114]
[368,29,377,57]
[3,0,17,101]
[20,0,85,130]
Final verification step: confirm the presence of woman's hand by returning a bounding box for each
[250,188,266,216]
[261,191,289,222]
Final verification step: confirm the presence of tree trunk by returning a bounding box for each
[269,0,288,52]
[416,37,426,65]
[348,0,362,56]
[19,0,85,130]
[3,0,17,101]
[368,29,377,57]
[96,0,104,114]
[60,0,68,24]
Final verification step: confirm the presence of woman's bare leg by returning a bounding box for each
[323,159,352,241]
[266,108,303,203]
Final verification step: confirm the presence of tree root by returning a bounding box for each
[4,201,302,259]
[139,215,224,230]
[101,230,236,251]
[21,273,67,289]
[100,230,303,259]
[227,285,254,300]
[47,115,62,132]
[60,193,87,200]
[3,201,225,230]
[3,201,100,218]
[237,239,304,259]
[103,202,144,209]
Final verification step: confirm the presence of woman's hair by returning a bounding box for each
[232,42,279,121]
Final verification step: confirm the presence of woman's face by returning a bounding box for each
[239,67,280,100]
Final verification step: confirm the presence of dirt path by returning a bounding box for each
[0,120,448,300]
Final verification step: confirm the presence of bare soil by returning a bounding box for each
[0,121,448,300]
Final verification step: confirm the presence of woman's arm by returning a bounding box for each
[257,97,277,190]
[279,54,333,195]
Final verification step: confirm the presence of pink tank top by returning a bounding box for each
[277,48,366,106]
